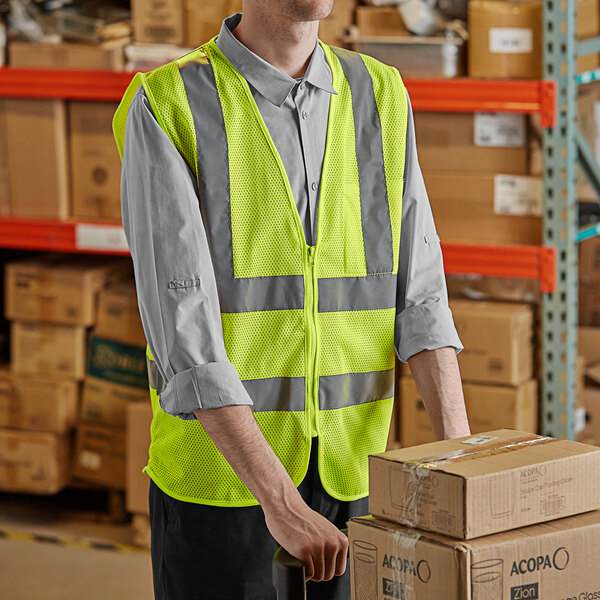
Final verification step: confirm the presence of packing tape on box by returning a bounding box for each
[395,434,556,529]
[0,527,148,554]
[392,528,421,600]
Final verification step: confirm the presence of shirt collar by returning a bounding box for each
[215,12,337,108]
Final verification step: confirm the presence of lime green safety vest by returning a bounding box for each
[113,36,407,506]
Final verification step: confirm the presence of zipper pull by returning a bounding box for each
[307,246,315,264]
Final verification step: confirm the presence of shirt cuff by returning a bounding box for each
[395,301,464,363]
[158,361,254,420]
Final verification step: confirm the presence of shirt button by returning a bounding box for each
[299,82,305,90]
[311,182,318,191]
[302,110,308,120]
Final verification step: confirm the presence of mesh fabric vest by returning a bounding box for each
[113,36,407,506]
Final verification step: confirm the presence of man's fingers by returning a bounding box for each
[324,541,338,581]
[303,553,315,582]
[311,542,326,582]
[335,538,348,577]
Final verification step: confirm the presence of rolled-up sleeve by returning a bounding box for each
[120,85,253,419]
[395,90,464,363]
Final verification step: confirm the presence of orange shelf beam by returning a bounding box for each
[0,217,557,292]
[0,68,556,126]
[441,242,557,293]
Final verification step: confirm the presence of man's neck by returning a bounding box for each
[231,5,326,79]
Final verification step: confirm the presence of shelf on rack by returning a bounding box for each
[0,68,556,127]
[0,217,557,292]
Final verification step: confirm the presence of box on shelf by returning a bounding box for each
[80,336,149,427]
[369,429,600,539]
[355,5,409,36]
[414,112,528,174]
[424,171,542,245]
[94,281,146,347]
[0,102,9,216]
[580,279,600,326]
[319,0,356,48]
[126,401,153,515]
[185,0,243,47]
[72,421,125,488]
[10,320,88,380]
[579,326,600,367]
[579,386,600,445]
[9,39,127,70]
[0,428,70,493]
[450,299,533,385]
[400,375,538,447]
[5,253,132,326]
[2,99,69,218]
[468,0,543,79]
[349,510,600,600]
[1,373,80,434]
[69,101,123,222]
[131,0,184,45]
[446,273,541,303]
[580,234,600,281]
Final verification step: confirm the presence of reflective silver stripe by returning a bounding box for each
[318,274,397,312]
[146,354,166,394]
[179,60,304,312]
[330,47,393,275]
[242,377,305,412]
[319,369,395,410]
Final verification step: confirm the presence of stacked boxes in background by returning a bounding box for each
[399,300,537,447]
[72,281,149,490]
[349,430,600,599]
[0,253,132,494]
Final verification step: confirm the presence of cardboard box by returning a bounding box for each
[81,376,148,428]
[576,83,600,201]
[414,112,528,174]
[72,421,125,488]
[450,299,533,385]
[400,376,538,447]
[9,39,127,70]
[3,99,69,218]
[69,102,123,221]
[0,101,9,215]
[184,0,242,47]
[579,326,600,366]
[580,235,600,281]
[0,428,70,493]
[349,510,600,600]
[468,1,543,79]
[369,429,600,539]
[86,336,148,389]
[5,253,132,326]
[10,320,88,380]
[579,279,600,326]
[1,373,80,433]
[447,273,541,303]
[126,401,153,514]
[131,0,185,45]
[578,387,600,445]
[94,281,146,347]
[355,6,409,36]
[319,0,356,48]
[425,171,542,245]
[578,0,600,40]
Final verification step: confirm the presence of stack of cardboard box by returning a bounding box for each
[414,110,542,246]
[0,253,131,494]
[399,299,537,447]
[349,429,600,599]
[72,281,149,491]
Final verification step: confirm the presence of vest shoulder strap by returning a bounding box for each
[112,44,214,184]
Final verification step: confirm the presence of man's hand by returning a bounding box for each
[263,492,349,582]
[193,404,347,581]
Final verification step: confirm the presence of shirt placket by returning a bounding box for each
[294,81,319,247]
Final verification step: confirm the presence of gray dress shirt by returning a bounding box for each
[120,12,463,420]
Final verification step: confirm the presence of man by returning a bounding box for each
[114,1,470,598]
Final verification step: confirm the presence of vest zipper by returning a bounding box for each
[306,245,319,437]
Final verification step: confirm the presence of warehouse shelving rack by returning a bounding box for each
[0,13,579,435]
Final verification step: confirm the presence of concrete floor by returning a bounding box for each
[0,493,153,600]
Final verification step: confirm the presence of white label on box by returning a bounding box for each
[75,224,129,251]
[494,175,543,216]
[79,450,101,470]
[474,113,526,147]
[489,28,533,54]
[462,435,498,445]
[576,407,587,434]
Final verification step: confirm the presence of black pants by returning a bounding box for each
[149,438,368,600]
